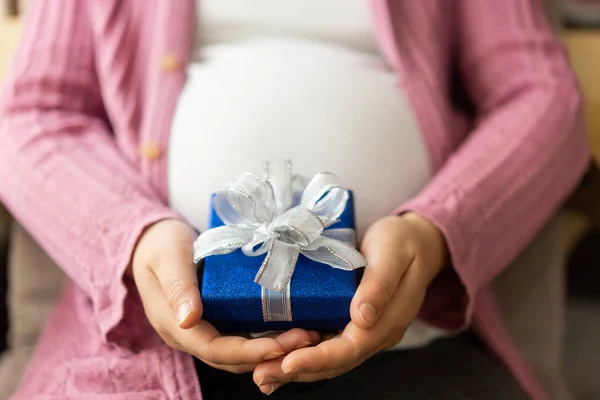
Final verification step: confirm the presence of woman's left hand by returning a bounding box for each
[253,213,448,395]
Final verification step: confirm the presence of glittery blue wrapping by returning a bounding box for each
[200,192,359,332]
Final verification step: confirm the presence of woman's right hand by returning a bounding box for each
[131,219,318,373]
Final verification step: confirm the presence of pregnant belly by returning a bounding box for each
[168,38,431,238]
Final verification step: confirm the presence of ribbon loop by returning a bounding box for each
[303,236,367,271]
[305,228,357,250]
[301,173,348,226]
[214,173,276,226]
[193,225,255,263]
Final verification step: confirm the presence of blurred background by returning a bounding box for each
[1,0,599,399]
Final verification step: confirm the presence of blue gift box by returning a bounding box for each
[200,192,359,333]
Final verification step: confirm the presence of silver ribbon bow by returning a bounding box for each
[194,160,367,322]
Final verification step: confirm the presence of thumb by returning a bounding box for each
[350,257,407,329]
[154,243,203,330]
[351,219,412,329]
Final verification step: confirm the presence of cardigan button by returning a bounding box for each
[160,53,182,72]
[139,142,162,161]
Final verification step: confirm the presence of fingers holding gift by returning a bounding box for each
[252,331,321,387]
[254,262,430,393]
[194,329,319,375]
[262,328,321,352]
[253,332,371,394]
[139,270,289,368]
[284,327,375,375]
[202,360,258,374]
[142,268,318,370]
[156,327,261,374]
[186,326,289,365]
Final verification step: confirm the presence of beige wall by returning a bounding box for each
[0,18,20,83]
[565,31,600,162]
[0,18,21,239]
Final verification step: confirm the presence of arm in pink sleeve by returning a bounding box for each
[0,0,181,341]
[398,0,590,328]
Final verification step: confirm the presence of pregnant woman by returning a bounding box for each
[0,1,588,399]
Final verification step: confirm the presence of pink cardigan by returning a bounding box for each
[0,0,589,399]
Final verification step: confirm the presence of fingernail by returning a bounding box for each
[257,376,278,386]
[358,302,377,327]
[265,383,282,395]
[177,302,192,326]
[283,365,306,374]
[296,340,312,350]
[264,351,285,361]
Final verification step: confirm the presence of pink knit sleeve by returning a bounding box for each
[0,0,181,342]
[398,0,590,328]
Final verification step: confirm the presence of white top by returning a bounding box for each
[197,0,378,56]
[169,1,448,348]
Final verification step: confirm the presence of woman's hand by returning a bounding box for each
[253,213,447,394]
[131,219,319,374]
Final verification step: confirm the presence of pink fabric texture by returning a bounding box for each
[0,0,589,399]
